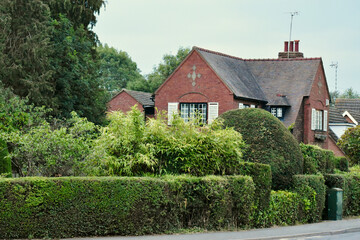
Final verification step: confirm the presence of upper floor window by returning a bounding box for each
[311,108,328,131]
[239,103,256,109]
[271,107,283,118]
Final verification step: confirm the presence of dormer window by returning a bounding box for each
[271,107,283,118]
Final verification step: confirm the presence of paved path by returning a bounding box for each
[65,218,360,240]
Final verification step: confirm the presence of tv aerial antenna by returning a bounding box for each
[287,11,299,58]
[330,62,339,93]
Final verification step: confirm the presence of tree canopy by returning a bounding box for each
[0,0,107,124]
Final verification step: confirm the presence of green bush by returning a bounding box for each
[325,173,360,216]
[0,175,255,239]
[89,107,247,177]
[335,157,349,172]
[0,139,11,177]
[337,125,360,165]
[219,108,303,190]
[292,174,326,223]
[234,162,272,211]
[256,190,299,227]
[300,143,336,174]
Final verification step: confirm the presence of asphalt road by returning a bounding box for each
[65,218,360,240]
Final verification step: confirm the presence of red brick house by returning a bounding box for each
[107,89,154,118]
[155,41,331,149]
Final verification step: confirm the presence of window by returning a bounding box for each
[180,103,207,124]
[270,107,283,118]
[311,108,328,131]
[239,103,250,109]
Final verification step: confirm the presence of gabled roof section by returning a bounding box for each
[195,47,267,102]
[267,95,291,106]
[329,106,348,124]
[111,89,154,107]
[245,58,321,126]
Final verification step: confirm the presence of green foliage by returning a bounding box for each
[335,156,349,172]
[338,125,360,165]
[234,162,272,211]
[128,47,191,93]
[256,190,300,227]
[0,175,255,238]
[97,44,145,96]
[300,143,336,174]
[324,172,360,216]
[0,140,10,177]
[89,107,246,176]
[0,0,107,124]
[219,108,303,190]
[2,112,97,177]
[292,174,326,223]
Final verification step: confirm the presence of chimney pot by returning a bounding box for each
[289,41,294,52]
[284,41,289,52]
[294,40,300,52]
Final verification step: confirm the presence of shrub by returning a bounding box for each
[219,108,303,190]
[256,190,299,227]
[300,143,336,174]
[0,140,11,177]
[89,108,247,176]
[0,175,255,239]
[337,125,360,165]
[2,112,98,177]
[292,174,326,223]
[335,157,349,172]
[325,172,360,216]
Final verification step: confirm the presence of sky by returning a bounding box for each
[93,0,360,94]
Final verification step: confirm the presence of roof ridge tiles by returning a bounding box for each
[193,46,244,61]
[193,46,321,61]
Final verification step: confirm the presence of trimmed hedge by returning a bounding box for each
[334,157,349,172]
[234,162,272,211]
[300,143,336,174]
[324,173,360,216]
[292,174,326,223]
[0,175,255,239]
[220,108,303,190]
[257,190,300,227]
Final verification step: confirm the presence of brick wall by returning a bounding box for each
[107,91,144,113]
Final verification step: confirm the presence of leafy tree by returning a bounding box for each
[128,47,191,93]
[340,87,360,99]
[97,44,145,96]
[330,90,340,105]
[0,0,107,124]
[338,125,360,165]
[50,14,107,123]
[0,0,55,107]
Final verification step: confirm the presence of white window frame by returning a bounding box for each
[311,108,326,131]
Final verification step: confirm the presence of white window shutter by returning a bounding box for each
[250,104,256,108]
[311,108,316,130]
[239,103,244,109]
[323,110,328,131]
[168,102,178,125]
[208,102,219,124]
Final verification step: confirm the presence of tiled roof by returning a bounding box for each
[195,47,321,127]
[267,95,291,106]
[196,48,267,102]
[335,99,360,112]
[329,106,348,123]
[125,89,154,107]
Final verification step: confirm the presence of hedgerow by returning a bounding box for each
[219,108,303,190]
[0,175,255,239]
[300,143,336,174]
[292,174,326,223]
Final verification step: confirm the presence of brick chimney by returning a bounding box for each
[278,40,304,59]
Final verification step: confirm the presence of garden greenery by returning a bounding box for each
[88,107,247,176]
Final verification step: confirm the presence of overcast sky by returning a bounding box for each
[93,0,360,94]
